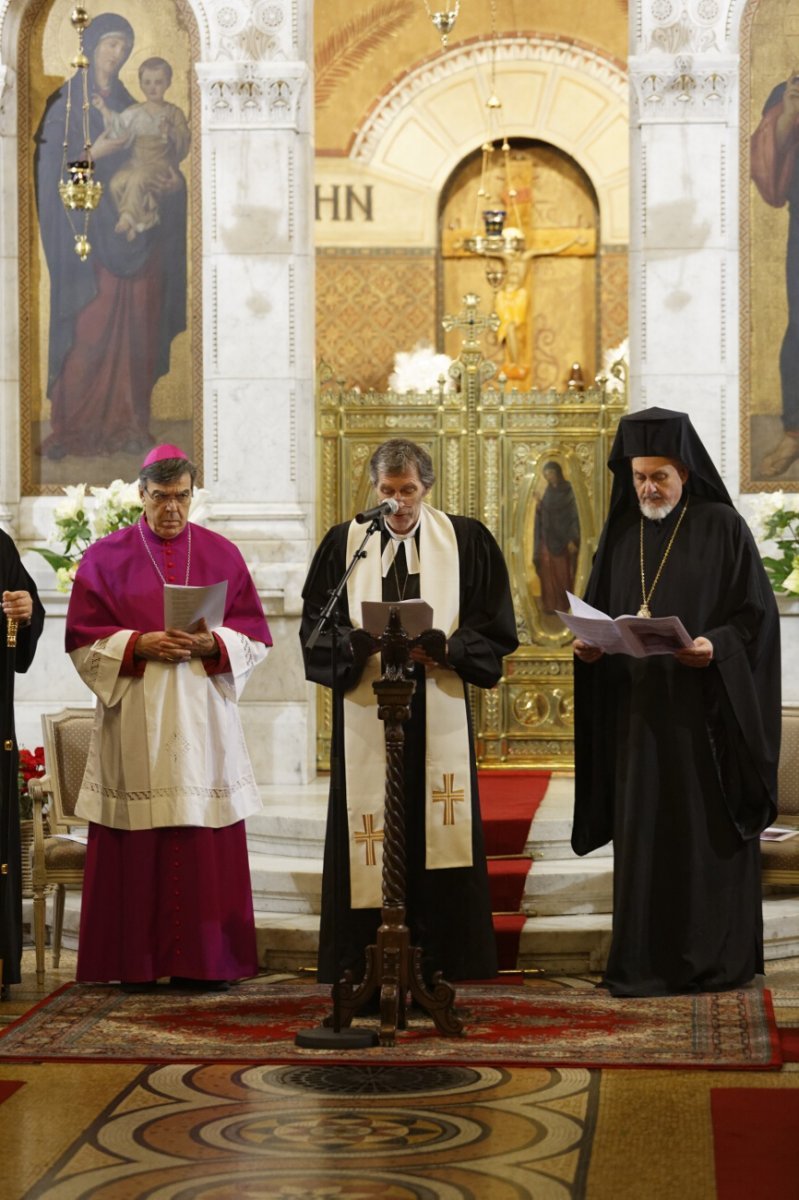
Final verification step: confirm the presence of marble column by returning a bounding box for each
[194,10,316,785]
[630,0,796,689]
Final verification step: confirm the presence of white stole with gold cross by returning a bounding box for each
[343,505,473,908]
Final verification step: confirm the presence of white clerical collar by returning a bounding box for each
[381,516,421,578]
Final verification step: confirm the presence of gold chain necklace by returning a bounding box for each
[638,497,689,617]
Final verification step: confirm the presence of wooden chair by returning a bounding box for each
[28,707,93,988]
[762,705,799,889]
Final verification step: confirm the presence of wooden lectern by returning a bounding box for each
[323,607,464,1046]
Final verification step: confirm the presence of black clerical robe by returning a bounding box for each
[573,497,780,996]
[1,532,45,989]
[301,513,519,984]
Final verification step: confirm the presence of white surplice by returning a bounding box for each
[71,628,268,830]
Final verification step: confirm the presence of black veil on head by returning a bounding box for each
[606,407,732,516]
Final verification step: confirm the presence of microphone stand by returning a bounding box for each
[295,520,381,1049]
[0,616,18,1000]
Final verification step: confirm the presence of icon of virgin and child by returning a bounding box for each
[34,12,190,462]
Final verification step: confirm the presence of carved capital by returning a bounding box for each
[209,0,296,62]
[195,60,307,129]
[630,54,736,121]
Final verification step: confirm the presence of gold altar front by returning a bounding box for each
[315,356,626,771]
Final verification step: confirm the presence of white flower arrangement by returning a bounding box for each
[389,342,455,394]
[600,338,628,393]
[32,480,210,592]
[749,490,799,595]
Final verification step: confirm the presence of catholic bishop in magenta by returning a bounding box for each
[65,445,271,992]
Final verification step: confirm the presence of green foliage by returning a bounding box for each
[759,506,799,595]
[29,482,143,592]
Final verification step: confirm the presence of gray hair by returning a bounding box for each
[368,439,435,489]
[139,456,197,489]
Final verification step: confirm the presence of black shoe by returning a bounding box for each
[120,981,158,993]
[169,977,231,992]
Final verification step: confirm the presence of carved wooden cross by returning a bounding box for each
[432,773,466,826]
[354,813,384,866]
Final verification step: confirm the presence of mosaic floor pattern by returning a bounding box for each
[16,1062,599,1199]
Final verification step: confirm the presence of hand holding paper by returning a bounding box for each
[558,592,694,659]
[164,581,227,632]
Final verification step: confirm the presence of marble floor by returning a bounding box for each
[1,948,799,1199]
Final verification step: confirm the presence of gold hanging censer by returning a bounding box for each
[422,0,460,49]
[58,5,103,261]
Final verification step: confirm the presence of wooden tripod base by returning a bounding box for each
[323,903,465,1046]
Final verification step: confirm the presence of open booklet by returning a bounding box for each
[760,825,799,842]
[361,599,433,638]
[556,591,694,658]
[164,582,227,633]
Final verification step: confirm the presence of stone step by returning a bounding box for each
[246,782,328,858]
[249,850,322,914]
[47,894,799,977]
[245,775,614,863]
[522,856,613,916]
[247,848,613,917]
[523,775,612,861]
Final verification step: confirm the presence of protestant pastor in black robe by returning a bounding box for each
[301,511,518,984]
[572,408,781,996]
[1,532,45,990]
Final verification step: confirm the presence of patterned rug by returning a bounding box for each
[0,979,781,1069]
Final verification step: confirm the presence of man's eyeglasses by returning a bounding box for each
[143,488,193,506]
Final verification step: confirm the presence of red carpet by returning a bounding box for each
[0,1081,24,1106]
[780,1027,799,1062]
[492,914,528,968]
[479,770,550,969]
[712,1088,799,1199]
[487,857,532,912]
[478,770,550,855]
[0,980,780,1069]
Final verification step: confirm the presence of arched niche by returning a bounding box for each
[438,138,601,390]
[350,34,629,248]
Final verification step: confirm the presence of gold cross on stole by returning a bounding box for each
[432,773,465,826]
[354,813,384,866]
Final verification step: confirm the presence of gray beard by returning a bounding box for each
[639,499,676,521]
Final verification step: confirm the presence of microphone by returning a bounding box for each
[354,498,400,524]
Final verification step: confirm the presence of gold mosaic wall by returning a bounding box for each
[316,252,436,391]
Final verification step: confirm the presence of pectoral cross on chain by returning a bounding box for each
[432,773,466,826]
[354,813,384,866]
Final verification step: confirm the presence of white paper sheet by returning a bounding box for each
[164,582,227,632]
[360,599,433,638]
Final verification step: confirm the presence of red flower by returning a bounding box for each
[18,746,46,819]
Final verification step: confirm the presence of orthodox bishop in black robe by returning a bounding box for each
[1,533,45,991]
[302,503,518,985]
[573,409,781,996]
